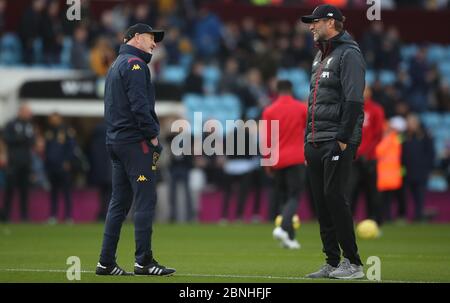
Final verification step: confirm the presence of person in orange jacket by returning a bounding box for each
[376,116,407,223]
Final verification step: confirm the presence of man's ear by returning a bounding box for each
[328,19,335,29]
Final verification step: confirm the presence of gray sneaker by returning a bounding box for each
[329,258,365,279]
[305,264,336,279]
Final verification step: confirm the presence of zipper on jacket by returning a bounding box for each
[311,62,324,147]
[311,41,331,147]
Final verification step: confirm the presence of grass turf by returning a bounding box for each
[0,222,449,283]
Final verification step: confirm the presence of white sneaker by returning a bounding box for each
[283,239,301,249]
[272,227,301,250]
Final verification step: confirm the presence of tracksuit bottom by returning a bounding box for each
[271,164,305,239]
[305,141,363,267]
[99,141,161,266]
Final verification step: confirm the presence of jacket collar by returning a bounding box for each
[119,44,152,64]
[315,31,345,59]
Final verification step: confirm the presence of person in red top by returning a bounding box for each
[349,86,385,224]
[262,80,308,249]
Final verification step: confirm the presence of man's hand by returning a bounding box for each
[338,141,347,151]
[150,137,159,146]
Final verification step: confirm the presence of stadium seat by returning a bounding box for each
[202,65,221,94]
[294,83,310,101]
[182,94,204,136]
[365,70,375,86]
[33,38,43,64]
[221,94,242,120]
[0,33,22,65]
[421,112,441,129]
[379,70,396,85]
[427,45,446,64]
[400,44,418,61]
[59,37,73,69]
[161,65,187,84]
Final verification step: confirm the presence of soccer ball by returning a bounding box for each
[275,214,301,230]
[356,219,380,239]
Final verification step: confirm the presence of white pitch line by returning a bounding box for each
[0,268,435,283]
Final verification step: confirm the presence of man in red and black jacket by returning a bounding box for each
[301,5,366,279]
[350,87,385,224]
[262,80,307,250]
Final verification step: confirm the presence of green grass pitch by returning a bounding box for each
[0,222,449,283]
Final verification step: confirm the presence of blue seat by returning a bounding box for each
[161,65,187,83]
[276,68,291,81]
[421,112,441,129]
[294,83,310,101]
[203,95,218,119]
[438,61,450,76]
[33,38,43,64]
[182,94,205,136]
[59,37,73,68]
[0,33,22,65]
[221,94,241,118]
[202,65,221,93]
[400,44,418,61]
[365,70,375,86]
[289,68,308,84]
[427,45,445,64]
[379,70,396,85]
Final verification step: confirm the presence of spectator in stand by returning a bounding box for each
[0,0,6,36]
[184,59,205,94]
[41,0,63,65]
[219,57,242,94]
[350,87,385,224]
[407,46,432,112]
[376,26,401,71]
[164,27,183,65]
[128,2,156,28]
[192,6,223,59]
[402,113,435,222]
[361,21,384,70]
[70,25,90,70]
[18,0,46,65]
[90,37,116,76]
[433,81,450,112]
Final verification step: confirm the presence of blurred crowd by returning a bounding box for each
[0,0,449,224]
[235,0,450,9]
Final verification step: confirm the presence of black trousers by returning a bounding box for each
[270,164,305,239]
[100,141,161,265]
[305,141,362,267]
[48,171,73,220]
[221,172,252,220]
[2,164,31,221]
[382,186,406,222]
[350,158,382,224]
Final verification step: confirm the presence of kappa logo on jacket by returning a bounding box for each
[132,64,141,71]
[136,175,148,182]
